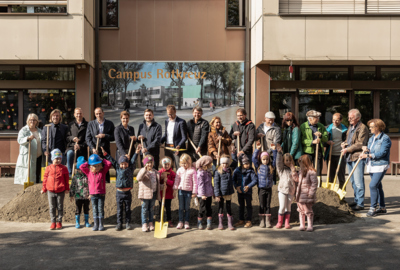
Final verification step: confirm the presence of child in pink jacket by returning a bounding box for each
[80,154,112,231]
[173,154,197,230]
[196,155,214,230]
[296,155,318,232]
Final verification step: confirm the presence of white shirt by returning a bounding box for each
[167,118,176,144]
[366,136,390,173]
[263,124,271,134]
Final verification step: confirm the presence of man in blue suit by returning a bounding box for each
[161,105,188,169]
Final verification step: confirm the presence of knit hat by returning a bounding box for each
[51,149,62,161]
[161,157,171,165]
[240,154,250,164]
[196,156,213,169]
[260,152,269,158]
[76,156,86,169]
[220,157,229,164]
[306,110,321,118]
[118,155,129,164]
[265,111,276,119]
[143,155,154,166]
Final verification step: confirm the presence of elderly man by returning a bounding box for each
[341,109,369,211]
[41,109,68,165]
[325,113,348,188]
[300,110,328,181]
[186,106,209,162]
[256,111,281,153]
[161,105,188,169]
[66,108,88,177]
[137,109,162,170]
[86,107,115,183]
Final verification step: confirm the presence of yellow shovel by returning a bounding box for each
[165,147,186,152]
[337,151,366,200]
[41,124,52,182]
[321,145,333,189]
[24,140,35,190]
[331,151,345,192]
[154,184,168,239]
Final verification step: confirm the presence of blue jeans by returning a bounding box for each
[91,194,105,218]
[178,190,192,222]
[347,160,365,207]
[369,170,387,209]
[141,192,156,224]
[66,150,75,177]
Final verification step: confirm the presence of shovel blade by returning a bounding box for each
[337,189,346,200]
[321,182,328,189]
[317,176,321,188]
[331,184,339,192]
[154,221,168,239]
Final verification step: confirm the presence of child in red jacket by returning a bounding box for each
[41,149,69,230]
[159,157,176,228]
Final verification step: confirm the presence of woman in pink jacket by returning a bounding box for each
[296,154,318,232]
[174,154,197,230]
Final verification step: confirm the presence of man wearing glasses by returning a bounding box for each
[256,111,281,154]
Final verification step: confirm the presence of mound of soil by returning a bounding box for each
[0,184,358,225]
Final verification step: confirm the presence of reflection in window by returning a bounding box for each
[11,5,66,13]
[100,0,118,27]
[0,66,20,80]
[354,91,373,126]
[381,67,400,81]
[23,89,76,127]
[25,67,74,81]
[270,93,293,127]
[300,67,348,80]
[380,90,400,133]
[0,91,18,133]
[227,0,244,27]
[270,66,295,81]
[299,89,350,126]
[353,66,375,81]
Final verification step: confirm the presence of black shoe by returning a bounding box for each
[126,223,132,230]
[376,208,387,214]
[348,202,357,207]
[115,223,123,231]
[352,205,364,211]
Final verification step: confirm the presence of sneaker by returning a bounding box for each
[366,210,377,217]
[376,208,387,214]
[244,221,252,228]
[50,222,56,230]
[184,221,190,230]
[348,202,357,207]
[142,223,149,232]
[149,222,155,231]
[234,220,245,227]
[168,221,174,228]
[352,205,365,211]
[56,222,62,230]
[126,223,132,230]
[176,222,184,229]
[115,223,123,231]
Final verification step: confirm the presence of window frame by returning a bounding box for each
[226,0,246,29]
[99,0,119,29]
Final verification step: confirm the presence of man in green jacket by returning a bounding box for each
[300,110,328,181]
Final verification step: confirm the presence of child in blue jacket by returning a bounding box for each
[252,142,277,228]
[102,145,141,231]
[233,154,258,228]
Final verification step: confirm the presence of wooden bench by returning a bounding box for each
[0,163,17,177]
[391,161,400,177]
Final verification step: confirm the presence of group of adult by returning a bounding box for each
[15,105,391,217]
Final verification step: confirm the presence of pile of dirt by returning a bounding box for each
[0,184,358,225]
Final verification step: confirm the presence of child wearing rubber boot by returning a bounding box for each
[296,155,318,232]
[252,142,277,228]
[103,146,141,231]
[69,156,91,229]
[159,157,176,228]
[214,154,235,230]
[233,154,258,228]
[275,144,298,229]
[173,154,197,230]
[196,156,214,230]
[137,155,161,232]
[80,154,112,231]
[41,149,70,230]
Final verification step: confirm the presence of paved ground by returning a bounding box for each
[1,176,400,269]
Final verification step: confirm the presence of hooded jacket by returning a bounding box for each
[104,152,138,189]
[229,118,256,155]
[256,122,282,153]
[232,167,258,194]
[213,167,234,197]
[252,149,277,189]
[42,164,70,193]
[80,159,112,195]
[159,167,176,200]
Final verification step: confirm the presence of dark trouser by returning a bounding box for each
[198,197,212,218]
[187,146,206,163]
[47,191,65,223]
[75,199,90,215]
[258,187,272,214]
[238,193,252,221]
[116,190,132,224]
[218,197,232,215]
[164,148,182,170]
[36,155,42,183]
[327,154,346,188]
[307,150,323,179]
[165,199,172,221]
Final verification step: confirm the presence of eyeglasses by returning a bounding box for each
[28,119,37,122]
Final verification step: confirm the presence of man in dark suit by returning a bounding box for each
[86,107,115,182]
[161,105,188,169]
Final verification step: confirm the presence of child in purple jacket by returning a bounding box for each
[196,155,214,230]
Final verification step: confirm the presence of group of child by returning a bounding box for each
[41,140,318,233]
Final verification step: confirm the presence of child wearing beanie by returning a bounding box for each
[41,149,70,230]
[158,157,176,227]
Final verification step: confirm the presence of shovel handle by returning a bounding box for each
[332,149,345,187]
[46,125,50,166]
[96,137,100,152]
[237,134,240,167]
[27,140,31,183]
[188,137,202,158]
[72,142,78,179]
[341,151,366,190]
[160,184,167,229]
[127,137,135,157]
[326,144,333,183]
[217,139,221,167]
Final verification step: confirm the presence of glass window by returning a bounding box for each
[0,91,19,133]
[270,66,295,81]
[227,0,244,27]
[270,92,293,127]
[0,66,20,80]
[23,89,76,127]
[354,91,373,126]
[25,67,74,81]
[300,67,348,80]
[10,5,66,13]
[353,66,375,80]
[380,90,400,133]
[381,67,400,81]
[100,0,118,27]
[299,89,350,126]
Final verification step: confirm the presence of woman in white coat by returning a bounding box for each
[14,114,43,185]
